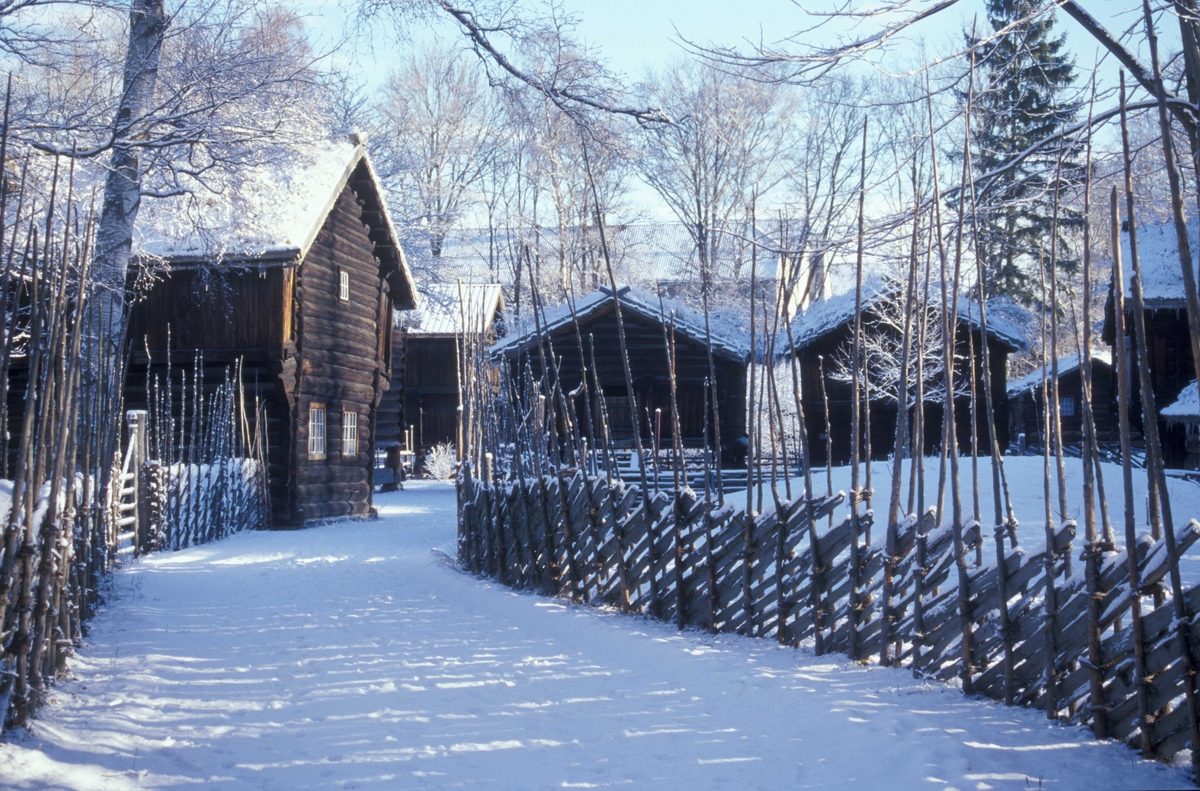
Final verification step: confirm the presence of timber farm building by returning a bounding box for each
[1103,219,1199,470]
[782,277,1027,467]
[378,283,505,474]
[492,286,749,466]
[125,139,418,525]
[1006,352,1117,453]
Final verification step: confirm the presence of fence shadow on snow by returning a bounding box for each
[458,462,1200,767]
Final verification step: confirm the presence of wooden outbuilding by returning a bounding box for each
[376,282,505,479]
[125,139,418,524]
[1103,220,1199,469]
[782,278,1026,466]
[491,286,749,465]
[1006,352,1116,453]
[1162,379,1200,470]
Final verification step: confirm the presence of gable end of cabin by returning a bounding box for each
[288,172,396,523]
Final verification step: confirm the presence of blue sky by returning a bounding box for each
[305,0,806,88]
[306,0,1153,91]
[300,1,1171,221]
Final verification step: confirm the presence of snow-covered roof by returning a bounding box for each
[1163,380,1200,423]
[974,294,1034,351]
[785,276,889,350]
[402,283,504,337]
[1006,351,1113,398]
[136,141,356,262]
[784,277,1030,354]
[132,139,418,309]
[490,285,750,362]
[1114,219,1193,308]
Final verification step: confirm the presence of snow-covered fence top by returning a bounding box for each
[459,464,1200,773]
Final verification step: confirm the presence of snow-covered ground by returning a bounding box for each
[0,479,1192,790]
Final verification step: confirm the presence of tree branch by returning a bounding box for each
[432,0,672,125]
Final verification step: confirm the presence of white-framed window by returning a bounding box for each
[342,411,358,457]
[308,404,326,459]
[338,269,350,301]
[1059,396,1075,417]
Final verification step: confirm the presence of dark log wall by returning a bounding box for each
[1126,309,1193,468]
[290,182,393,522]
[376,327,406,449]
[1141,309,1194,399]
[124,268,293,523]
[1104,307,1192,468]
[797,317,1011,467]
[403,336,460,460]
[128,269,286,352]
[506,304,748,463]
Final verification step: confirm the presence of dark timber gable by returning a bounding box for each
[289,181,392,521]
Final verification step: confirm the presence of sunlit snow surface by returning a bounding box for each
[1,477,1191,789]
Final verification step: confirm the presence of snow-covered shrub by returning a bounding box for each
[425,442,457,479]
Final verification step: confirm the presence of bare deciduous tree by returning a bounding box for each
[371,43,502,265]
[11,2,332,384]
[635,60,797,287]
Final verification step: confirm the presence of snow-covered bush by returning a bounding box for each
[425,442,457,479]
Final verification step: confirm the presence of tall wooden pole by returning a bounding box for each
[1039,262,1060,720]
[969,169,1017,702]
[1111,101,1152,748]
[928,56,972,693]
[882,191,920,667]
[1047,146,1071,566]
[848,116,867,660]
[581,138,652,504]
[1121,68,1200,767]
[1075,80,1109,738]
[783,316,822,654]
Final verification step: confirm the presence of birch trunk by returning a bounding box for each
[92,0,167,383]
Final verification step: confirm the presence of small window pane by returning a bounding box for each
[339,270,350,301]
[308,406,326,459]
[1059,396,1075,417]
[343,411,358,456]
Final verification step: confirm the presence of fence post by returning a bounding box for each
[458,461,473,568]
[127,410,149,555]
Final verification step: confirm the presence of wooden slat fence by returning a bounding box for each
[458,463,1200,765]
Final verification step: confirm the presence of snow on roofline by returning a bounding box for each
[131,139,418,311]
[1006,351,1113,398]
[490,285,750,361]
[1110,218,1193,308]
[403,283,504,337]
[784,277,1030,355]
[784,276,889,351]
[1163,380,1200,423]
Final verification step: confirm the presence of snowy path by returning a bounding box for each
[0,482,1191,790]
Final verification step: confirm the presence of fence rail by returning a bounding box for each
[458,463,1200,764]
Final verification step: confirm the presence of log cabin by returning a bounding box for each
[376,282,505,479]
[782,278,1027,466]
[1103,220,1198,469]
[1006,352,1116,453]
[125,138,418,525]
[491,286,749,466]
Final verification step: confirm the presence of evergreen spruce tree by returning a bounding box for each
[970,0,1082,304]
